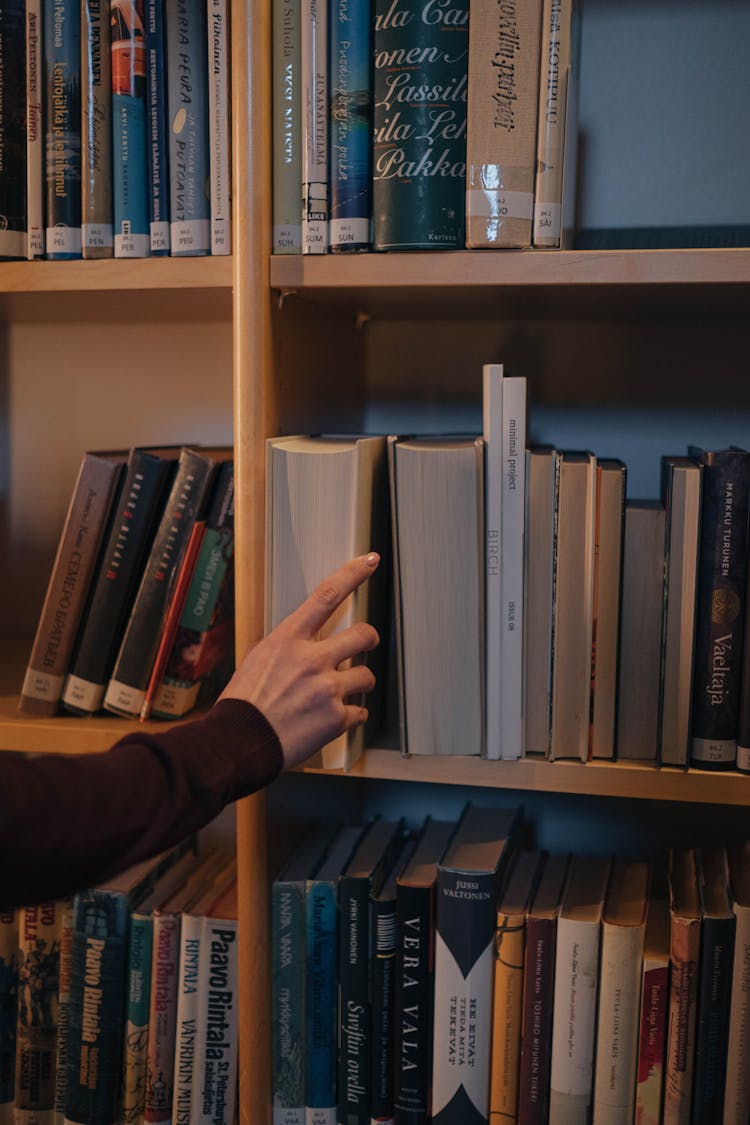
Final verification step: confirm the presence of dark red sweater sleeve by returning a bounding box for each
[0,699,283,909]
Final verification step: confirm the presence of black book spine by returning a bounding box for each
[393,883,434,1125]
[690,452,750,768]
[370,893,397,1123]
[735,557,750,772]
[338,874,372,1125]
[0,0,27,259]
[691,914,735,1123]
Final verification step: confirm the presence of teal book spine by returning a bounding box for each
[372,0,468,250]
[272,879,307,1125]
[121,913,155,1122]
[44,0,83,257]
[329,0,372,251]
[305,881,337,1125]
[166,0,210,254]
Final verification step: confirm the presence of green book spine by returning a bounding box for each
[272,880,307,1124]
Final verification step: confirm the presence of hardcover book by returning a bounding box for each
[663,848,700,1125]
[372,0,468,250]
[523,447,560,757]
[589,459,626,760]
[432,804,520,1125]
[81,0,114,257]
[723,841,750,1125]
[44,0,83,257]
[208,0,231,254]
[0,1,27,260]
[112,0,151,257]
[145,0,171,253]
[166,0,211,254]
[26,0,44,258]
[14,902,61,1125]
[300,0,327,251]
[329,0,372,251]
[635,897,670,1125]
[271,0,301,252]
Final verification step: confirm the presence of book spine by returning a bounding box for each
[171,913,203,1125]
[305,881,337,1125]
[369,894,397,1123]
[19,454,124,716]
[194,917,239,1125]
[44,0,82,258]
[489,910,525,1122]
[592,921,644,1125]
[635,957,668,1125]
[723,904,750,1125]
[300,0,327,252]
[112,0,150,256]
[465,0,542,248]
[691,455,750,767]
[53,899,75,1125]
[662,915,700,1125]
[393,884,433,1125]
[26,0,45,259]
[691,914,734,1124]
[145,0,170,253]
[432,867,501,1125]
[122,913,155,1124]
[735,551,750,774]
[590,464,626,760]
[166,0,210,254]
[372,0,468,251]
[328,0,371,252]
[144,912,181,1125]
[517,917,556,1125]
[271,0,301,252]
[0,909,18,1121]
[483,365,503,760]
[549,918,600,1124]
[104,449,216,718]
[500,376,526,759]
[532,0,575,247]
[272,880,307,1125]
[208,0,231,254]
[14,902,60,1124]
[338,876,371,1125]
[62,450,174,715]
[81,0,113,257]
[0,1,28,261]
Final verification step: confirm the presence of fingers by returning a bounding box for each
[320,620,380,666]
[338,703,369,733]
[336,663,377,698]
[283,553,380,638]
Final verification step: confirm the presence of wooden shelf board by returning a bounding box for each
[301,747,750,806]
[0,256,233,293]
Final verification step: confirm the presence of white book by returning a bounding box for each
[26,0,44,258]
[300,0,327,253]
[483,364,503,759]
[501,375,527,759]
[724,842,750,1125]
[194,885,240,1125]
[523,447,559,756]
[533,0,579,247]
[208,0,231,254]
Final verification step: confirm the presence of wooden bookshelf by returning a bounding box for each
[0,256,232,293]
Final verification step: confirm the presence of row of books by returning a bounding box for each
[0,842,239,1124]
[271,0,577,253]
[0,0,231,262]
[271,804,750,1125]
[19,444,235,721]
[266,365,750,772]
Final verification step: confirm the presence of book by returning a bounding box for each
[500,375,527,761]
[112,0,151,257]
[53,899,75,1125]
[465,0,543,248]
[19,450,128,716]
[692,847,735,1124]
[208,0,231,254]
[489,851,544,1124]
[393,818,455,1125]
[145,0,171,254]
[151,460,235,719]
[723,841,750,1125]
[523,447,560,757]
[616,501,666,760]
[634,897,670,1125]
[305,824,364,1125]
[532,0,579,248]
[658,457,702,766]
[104,446,230,718]
[166,0,211,255]
[44,0,82,257]
[62,447,177,716]
[0,0,27,260]
[300,0,327,252]
[592,860,650,1125]
[689,447,750,769]
[372,0,468,250]
[549,452,596,761]
[0,909,18,1122]
[432,804,520,1125]
[14,902,61,1125]
[663,848,701,1125]
[390,436,485,757]
[483,365,504,760]
[265,435,389,770]
[26,0,44,258]
[517,853,570,1125]
[328,0,372,251]
[589,459,626,760]
[271,0,301,252]
[548,854,611,1125]
[337,818,404,1125]
[736,531,750,774]
[81,0,114,257]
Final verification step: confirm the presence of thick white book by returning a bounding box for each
[483,365,503,759]
[724,842,750,1125]
[523,447,559,756]
[26,0,44,258]
[500,375,526,759]
[300,0,327,252]
[208,0,231,254]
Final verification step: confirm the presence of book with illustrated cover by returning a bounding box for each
[663,849,700,1125]
[329,0,371,251]
[0,0,28,260]
[635,897,669,1125]
[208,0,231,254]
[44,0,82,258]
[112,0,151,257]
[26,0,45,258]
[145,0,170,254]
[300,0,327,252]
[14,902,61,1125]
[166,0,210,254]
[271,0,301,252]
[0,910,18,1122]
[81,0,113,257]
[53,899,75,1125]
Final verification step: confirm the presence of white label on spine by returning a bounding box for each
[736,745,750,772]
[115,232,151,258]
[21,668,64,701]
[170,219,211,255]
[533,201,561,242]
[273,224,302,253]
[302,219,328,254]
[305,1109,335,1125]
[46,226,82,256]
[150,221,171,253]
[103,680,145,716]
[329,218,369,246]
[211,218,231,255]
[61,675,106,713]
[466,187,533,222]
[82,223,115,251]
[691,736,736,764]
[0,231,27,258]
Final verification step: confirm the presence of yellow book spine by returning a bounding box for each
[490,910,526,1122]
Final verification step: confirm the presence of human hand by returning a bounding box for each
[219,553,381,770]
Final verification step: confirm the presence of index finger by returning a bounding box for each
[282,553,380,638]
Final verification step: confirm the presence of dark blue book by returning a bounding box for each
[166,0,210,255]
[328,0,372,251]
[0,0,28,259]
[145,0,170,253]
[44,0,82,258]
[112,0,151,256]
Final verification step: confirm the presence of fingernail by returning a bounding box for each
[364,552,379,567]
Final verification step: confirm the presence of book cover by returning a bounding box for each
[500,375,526,760]
[0,910,18,1122]
[483,365,503,760]
[53,899,75,1125]
[19,451,127,717]
[271,0,301,252]
[658,457,702,767]
[26,0,45,258]
[62,448,177,716]
[589,459,626,760]
[635,897,669,1125]
[523,447,560,757]
[689,448,750,769]
[723,841,750,1125]
[145,0,170,253]
[112,0,151,257]
[393,819,455,1125]
[166,0,210,254]
[208,0,231,254]
[663,848,700,1125]
[329,0,372,251]
[432,804,520,1125]
[532,0,579,247]
[44,0,83,258]
[465,0,543,248]
[300,0,327,251]
[104,447,228,718]
[81,0,114,257]
[0,0,28,260]
[489,851,543,1124]
[143,904,184,1123]
[14,902,61,1125]
[372,0,468,250]
[338,819,404,1125]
